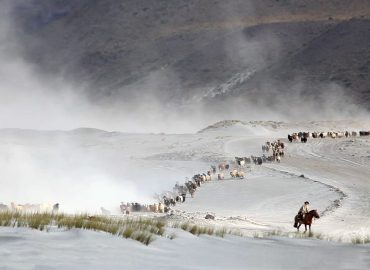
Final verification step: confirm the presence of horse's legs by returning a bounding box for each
[309,225,311,232]
[304,224,307,232]
[297,223,301,231]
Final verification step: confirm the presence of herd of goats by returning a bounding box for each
[119,129,370,215]
[1,129,369,216]
[119,140,286,215]
[0,202,59,213]
[288,130,370,142]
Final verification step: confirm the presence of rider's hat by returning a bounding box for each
[304,201,309,204]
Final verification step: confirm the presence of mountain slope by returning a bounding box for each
[7,0,370,108]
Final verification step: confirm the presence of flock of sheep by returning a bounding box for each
[288,130,370,142]
[119,139,285,215]
[0,202,59,213]
[118,129,369,215]
[3,129,368,216]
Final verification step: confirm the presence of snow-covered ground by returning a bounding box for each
[1,226,369,270]
[0,120,370,269]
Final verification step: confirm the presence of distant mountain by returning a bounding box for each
[8,0,370,108]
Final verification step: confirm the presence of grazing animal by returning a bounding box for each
[294,210,320,232]
[158,202,165,213]
[205,214,215,220]
[236,157,252,168]
[230,169,238,178]
[120,202,130,214]
[257,157,263,165]
[52,203,59,214]
[10,202,57,213]
[218,163,226,171]
[149,203,159,212]
[237,171,245,179]
[239,159,245,167]
[337,132,344,138]
[230,170,245,179]
[217,173,224,180]
[175,195,183,203]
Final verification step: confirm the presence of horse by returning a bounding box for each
[294,210,320,232]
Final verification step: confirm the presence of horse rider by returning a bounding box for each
[298,201,310,220]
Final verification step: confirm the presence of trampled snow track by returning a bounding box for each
[1,124,370,269]
[257,137,370,240]
[173,135,370,241]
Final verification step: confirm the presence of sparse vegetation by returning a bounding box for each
[252,230,370,244]
[4,212,369,245]
[259,230,326,241]
[351,236,370,245]
[0,212,244,245]
[172,222,242,238]
[0,211,165,245]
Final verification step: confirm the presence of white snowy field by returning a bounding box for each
[0,120,370,269]
[0,227,369,270]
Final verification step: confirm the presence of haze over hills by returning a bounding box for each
[1,0,370,132]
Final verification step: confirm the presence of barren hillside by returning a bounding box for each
[8,0,370,108]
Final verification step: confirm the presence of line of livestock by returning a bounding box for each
[288,130,370,143]
[120,139,286,215]
[0,202,59,213]
[236,140,285,167]
[120,169,223,215]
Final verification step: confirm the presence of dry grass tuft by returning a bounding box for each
[173,222,242,238]
[0,211,165,245]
